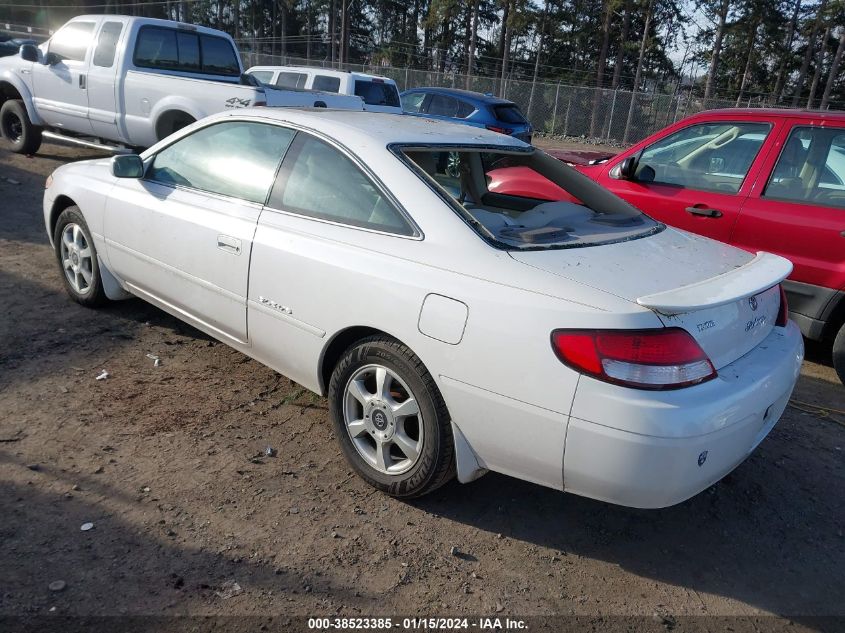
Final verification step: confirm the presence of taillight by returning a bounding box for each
[551,328,717,390]
[776,284,789,327]
[486,125,512,135]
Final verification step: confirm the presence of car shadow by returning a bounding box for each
[0,452,375,624]
[410,401,845,624]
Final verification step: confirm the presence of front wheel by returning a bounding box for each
[328,337,455,498]
[833,323,845,385]
[0,99,42,154]
[53,207,109,307]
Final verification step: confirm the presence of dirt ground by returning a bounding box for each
[1,141,844,632]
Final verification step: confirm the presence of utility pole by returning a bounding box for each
[623,0,654,144]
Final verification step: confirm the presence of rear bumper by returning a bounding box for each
[563,321,804,508]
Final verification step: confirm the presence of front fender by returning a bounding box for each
[0,70,44,126]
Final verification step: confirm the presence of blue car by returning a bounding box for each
[400,87,533,143]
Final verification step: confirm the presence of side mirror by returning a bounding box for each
[19,43,39,63]
[44,51,61,66]
[618,156,638,180]
[240,73,261,87]
[111,154,144,179]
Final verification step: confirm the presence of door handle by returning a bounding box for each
[685,206,722,218]
[79,73,86,89]
[217,235,242,255]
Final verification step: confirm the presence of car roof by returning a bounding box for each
[401,86,515,106]
[69,15,232,38]
[690,108,845,122]
[206,108,529,149]
[246,65,396,83]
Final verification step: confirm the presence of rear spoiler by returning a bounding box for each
[636,252,793,314]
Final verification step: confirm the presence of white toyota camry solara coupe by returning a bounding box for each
[43,109,804,508]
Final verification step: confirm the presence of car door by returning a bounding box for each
[597,119,778,243]
[103,119,296,344]
[247,131,419,390]
[86,19,126,141]
[732,119,845,331]
[31,19,98,133]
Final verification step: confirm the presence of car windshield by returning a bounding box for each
[398,146,659,250]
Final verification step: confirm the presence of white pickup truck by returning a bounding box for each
[0,15,363,154]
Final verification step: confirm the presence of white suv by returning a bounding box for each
[246,66,402,114]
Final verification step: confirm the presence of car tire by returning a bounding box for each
[0,99,43,155]
[833,323,845,385]
[53,207,109,308]
[328,336,455,498]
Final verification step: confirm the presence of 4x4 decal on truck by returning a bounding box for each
[225,97,252,108]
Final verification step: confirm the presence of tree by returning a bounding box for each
[704,0,731,99]
[820,28,845,108]
[791,0,828,106]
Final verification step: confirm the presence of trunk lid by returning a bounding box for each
[509,228,792,369]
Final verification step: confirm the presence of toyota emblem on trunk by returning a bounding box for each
[748,296,758,311]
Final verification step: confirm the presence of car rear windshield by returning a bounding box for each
[398,146,658,250]
[493,105,527,124]
[354,80,400,107]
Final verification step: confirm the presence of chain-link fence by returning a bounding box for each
[241,50,837,146]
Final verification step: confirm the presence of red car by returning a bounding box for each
[490,109,845,383]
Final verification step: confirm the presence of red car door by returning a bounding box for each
[731,118,845,331]
[591,116,783,244]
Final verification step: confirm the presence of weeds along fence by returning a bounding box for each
[242,50,824,145]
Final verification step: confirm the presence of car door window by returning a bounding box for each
[273,134,414,235]
[49,21,96,62]
[764,126,845,209]
[427,94,459,117]
[402,92,426,113]
[92,22,123,68]
[147,121,295,204]
[635,122,771,194]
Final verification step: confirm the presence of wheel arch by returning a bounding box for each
[153,108,198,142]
[48,195,79,246]
[821,291,845,342]
[318,326,394,396]
[317,325,484,484]
[0,76,44,126]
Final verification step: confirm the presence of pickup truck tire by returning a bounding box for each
[53,207,108,308]
[328,336,455,498]
[833,323,845,385]
[0,99,42,154]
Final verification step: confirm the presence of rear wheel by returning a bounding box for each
[0,99,42,154]
[833,323,845,385]
[328,336,455,498]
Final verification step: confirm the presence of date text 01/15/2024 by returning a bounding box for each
[307,617,528,630]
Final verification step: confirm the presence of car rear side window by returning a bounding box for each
[427,94,458,117]
[313,75,340,92]
[92,21,123,68]
[354,80,401,107]
[271,134,414,236]
[764,126,845,209]
[199,34,239,75]
[49,21,96,62]
[635,122,771,194]
[249,70,274,83]
[457,100,475,118]
[148,122,295,204]
[134,26,239,76]
[275,71,307,89]
[493,104,526,124]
